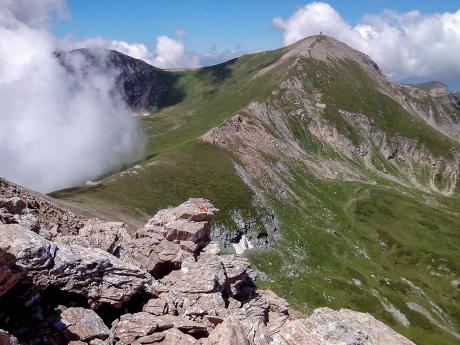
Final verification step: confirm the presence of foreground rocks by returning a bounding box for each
[0,223,151,308]
[0,179,415,345]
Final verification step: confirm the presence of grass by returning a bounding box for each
[297,58,459,156]
[51,47,288,227]
[51,37,460,345]
[51,141,255,228]
[250,171,460,345]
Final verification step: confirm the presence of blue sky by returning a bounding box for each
[55,0,459,54]
[54,1,460,89]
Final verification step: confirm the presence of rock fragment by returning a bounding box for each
[60,307,111,342]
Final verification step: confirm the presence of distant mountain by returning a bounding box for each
[51,35,460,345]
[410,80,448,92]
[56,48,184,111]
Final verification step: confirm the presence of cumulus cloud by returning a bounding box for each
[68,36,153,63]
[0,0,144,192]
[64,27,245,70]
[63,29,201,69]
[273,2,460,80]
[151,34,200,68]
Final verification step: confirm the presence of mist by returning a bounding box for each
[0,0,145,193]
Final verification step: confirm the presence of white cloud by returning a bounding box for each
[78,37,152,62]
[0,0,67,28]
[64,31,201,69]
[0,0,144,192]
[273,2,460,80]
[151,35,200,69]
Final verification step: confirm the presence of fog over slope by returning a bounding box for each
[0,0,144,193]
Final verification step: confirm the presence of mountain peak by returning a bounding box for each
[256,35,383,78]
[290,35,382,73]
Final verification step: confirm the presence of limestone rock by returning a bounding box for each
[155,328,200,344]
[0,177,86,239]
[147,198,218,225]
[111,312,159,344]
[0,223,151,308]
[205,320,249,345]
[60,307,111,341]
[157,253,255,298]
[123,198,219,278]
[56,219,131,255]
[268,307,416,345]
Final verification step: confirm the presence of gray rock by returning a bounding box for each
[268,307,416,345]
[56,219,131,254]
[111,312,158,344]
[0,223,151,308]
[60,307,111,341]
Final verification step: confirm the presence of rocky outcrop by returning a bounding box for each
[266,307,415,345]
[0,223,151,308]
[0,181,416,344]
[0,177,86,239]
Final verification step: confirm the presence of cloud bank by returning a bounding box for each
[273,2,460,80]
[0,0,144,192]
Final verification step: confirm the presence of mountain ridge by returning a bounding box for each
[50,35,460,345]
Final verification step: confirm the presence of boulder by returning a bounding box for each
[205,320,249,345]
[268,307,416,345]
[147,198,218,225]
[111,312,158,344]
[0,224,151,308]
[111,312,207,344]
[163,219,210,244]
[155,328,200,344]
[60,307,111,341]
[127,236,189,278]
[157,253,255,299]
[154,314,207,337]
[56,219,131,255]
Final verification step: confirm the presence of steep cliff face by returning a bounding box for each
[49,36,460,345]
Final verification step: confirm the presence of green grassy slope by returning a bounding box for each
[51,36,460,344]
[51,47,288,227]
[250,173,460,345]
